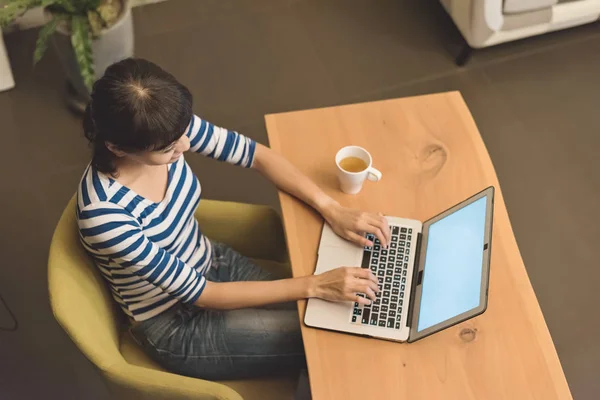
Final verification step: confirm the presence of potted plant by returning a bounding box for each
[0,0,134,111]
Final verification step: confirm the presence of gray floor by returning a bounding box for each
[1,0,599,398]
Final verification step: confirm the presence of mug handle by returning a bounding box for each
[366,167,382,182]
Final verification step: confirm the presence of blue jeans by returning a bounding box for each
[129,242,307,380]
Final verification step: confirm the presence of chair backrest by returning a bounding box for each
[48,195,125,371]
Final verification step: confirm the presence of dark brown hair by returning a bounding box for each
[83,58,193,174]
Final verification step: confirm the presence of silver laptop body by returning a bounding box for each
[304,187,494,343]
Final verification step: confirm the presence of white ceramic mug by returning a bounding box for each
[335,146,382,194]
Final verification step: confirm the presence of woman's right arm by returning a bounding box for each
[78,202,207,305]
[196,267,379,310]
[79,202,378,310]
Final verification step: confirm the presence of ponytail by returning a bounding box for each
[83,102,118,175]
[83,103,96,142]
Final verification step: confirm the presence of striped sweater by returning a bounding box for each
[77,115,256,321]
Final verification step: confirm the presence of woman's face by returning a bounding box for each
[124,133,191,166]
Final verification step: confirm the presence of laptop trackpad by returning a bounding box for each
[319,223,357,249]
[315,246,362,274]
[315,223,363,274]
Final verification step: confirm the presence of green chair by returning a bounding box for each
[48,196,299,399]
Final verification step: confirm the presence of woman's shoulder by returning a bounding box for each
[76,196,137,235]
[76,164,129,216]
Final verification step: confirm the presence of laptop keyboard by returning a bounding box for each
[351,225,413,330]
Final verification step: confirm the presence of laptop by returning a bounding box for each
[305,187,494,343]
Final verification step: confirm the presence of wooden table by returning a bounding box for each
[265,92,572,400]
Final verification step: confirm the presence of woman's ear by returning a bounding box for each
[105,142,127,157]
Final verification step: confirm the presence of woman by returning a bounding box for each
[77,58,390,380]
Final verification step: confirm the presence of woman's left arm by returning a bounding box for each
[252,143,391,247]
[185,114,390,246]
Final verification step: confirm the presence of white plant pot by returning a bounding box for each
[0,33,15,92]
[49,1,134,109]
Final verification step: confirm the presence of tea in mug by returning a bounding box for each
[339,157,368,173]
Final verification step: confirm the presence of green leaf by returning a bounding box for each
[87,10,103,36]
[40,0,62,7]
[69,0,100,14]
[97,1,119,26]
[71,14,95,91]
[89,0,102,9]
[44,0,76,14]
[33,16,59,65]
[0,0,42,27]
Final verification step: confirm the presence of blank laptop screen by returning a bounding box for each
[417,197,487,332]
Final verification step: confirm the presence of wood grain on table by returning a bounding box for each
[265,92,571,400]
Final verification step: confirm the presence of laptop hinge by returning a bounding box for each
[406,232,423,329]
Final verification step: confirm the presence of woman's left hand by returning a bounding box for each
[322,201,391,248]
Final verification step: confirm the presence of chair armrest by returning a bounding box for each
[195,199,287,262]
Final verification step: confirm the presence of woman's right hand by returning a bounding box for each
[309,267,379,305]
